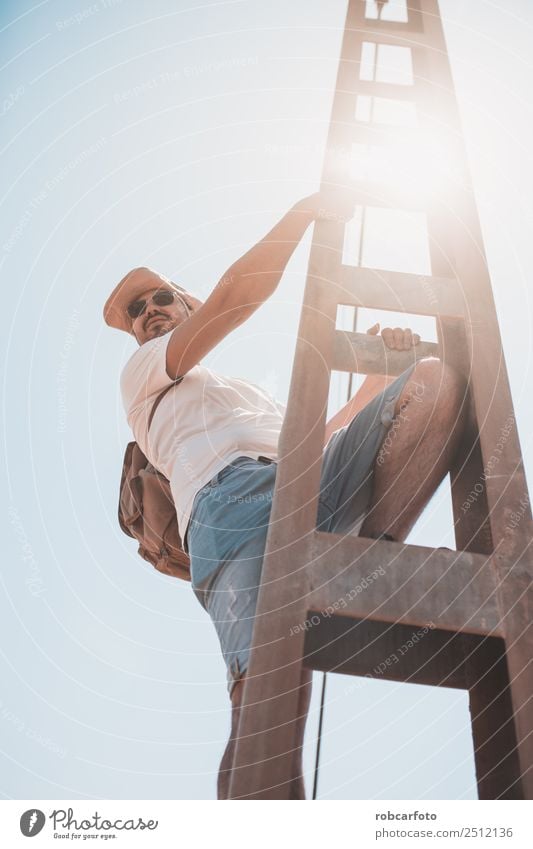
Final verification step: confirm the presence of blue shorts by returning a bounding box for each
[187,365,417,697]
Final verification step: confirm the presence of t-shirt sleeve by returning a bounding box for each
[120,331,176,418]
[273,398,287,417]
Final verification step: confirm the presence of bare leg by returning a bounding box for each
[218,666,313,799]
[360,358,467,542]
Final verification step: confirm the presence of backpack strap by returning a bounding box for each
[148,378,183,431]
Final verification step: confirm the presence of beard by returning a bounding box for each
[145,317,173,339]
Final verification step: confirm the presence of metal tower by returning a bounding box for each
[230,0,533,799]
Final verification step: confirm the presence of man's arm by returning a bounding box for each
[166,191,348,380]
[324,323,421,444]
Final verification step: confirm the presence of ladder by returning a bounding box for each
[229,0,533,799]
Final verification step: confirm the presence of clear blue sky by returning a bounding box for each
[1,0,532,799]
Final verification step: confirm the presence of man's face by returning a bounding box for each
[129,287,191,345]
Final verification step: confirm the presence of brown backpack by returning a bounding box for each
[118,381,191,581]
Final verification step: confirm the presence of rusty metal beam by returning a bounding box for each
[349,122,418,146]
[308,534,504,637]
[418,0,533,797]
[463,636,523,799]
[342,179,429,209]
[230,0,533,801]
[351,0,424,34]
[304,616,474,690]
[332,329,438,375]
[354,79,419,100]
[336,265,466,317]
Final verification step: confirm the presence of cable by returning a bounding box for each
[312,672,327,799]
[312,192,367,803]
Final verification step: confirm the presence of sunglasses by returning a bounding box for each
[127,289,189,320]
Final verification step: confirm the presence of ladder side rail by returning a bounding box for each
[413,0,532,555]
[417,0,533,798]
[229,0,361,799]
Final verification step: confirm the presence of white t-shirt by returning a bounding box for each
[120,331,285,548]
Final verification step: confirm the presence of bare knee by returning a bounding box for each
[399,357,467,419]
[411,356,465,394]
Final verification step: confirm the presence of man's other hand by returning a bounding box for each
[367,322,421,351]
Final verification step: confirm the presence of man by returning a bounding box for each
[104,191,466,799]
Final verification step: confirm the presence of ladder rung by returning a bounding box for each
[349,29,426,48]
[308,532,503,637]
[348,0,424,36]
[336,265,466,317]
[331,329,438,374]
[343,179,427,209]
[350,79,419,101]
[303,615,487,689]
[348,121,418,147]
